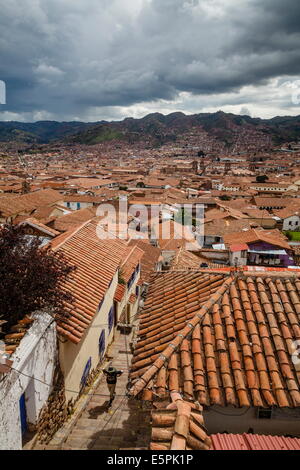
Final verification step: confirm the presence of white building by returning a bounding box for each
[274,208,300,231]
[0,312,57,450]
[282,213,300,231]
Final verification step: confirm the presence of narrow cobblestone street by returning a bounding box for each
[45,331,151,450]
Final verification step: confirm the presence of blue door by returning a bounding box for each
[80,357,92,393]
[19,393,27,435]
[99,330,105,360]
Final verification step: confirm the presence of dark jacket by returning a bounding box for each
[103,368,123,384]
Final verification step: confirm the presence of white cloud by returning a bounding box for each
[0,0,300,121]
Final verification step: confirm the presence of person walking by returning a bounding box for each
[103,365,123,405]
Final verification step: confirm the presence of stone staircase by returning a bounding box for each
[35,332,151,450]
[60,391,151,450]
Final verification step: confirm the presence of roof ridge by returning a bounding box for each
[129,275,234,397]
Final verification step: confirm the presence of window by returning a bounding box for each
[80,357,92,392]
[67,202,70,208]
[77,202,80,210]
[108,305,115,332]
[135,285,139,296]
[257,407,272,419]
[99,330,105,359]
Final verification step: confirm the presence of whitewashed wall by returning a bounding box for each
[59,270,119,403]
[283,215,300,231]
[0,312,57,450]
[63,201,93,211]
[204,406,300,436]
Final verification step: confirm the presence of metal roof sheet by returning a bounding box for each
[211,433,300,451]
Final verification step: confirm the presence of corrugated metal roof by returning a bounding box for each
[211,433,300,451]
[212,434,248,451]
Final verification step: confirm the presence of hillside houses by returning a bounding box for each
[1,144,300,451]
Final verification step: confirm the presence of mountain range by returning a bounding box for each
[0,111,299,149]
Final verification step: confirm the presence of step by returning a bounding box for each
[64,436,94,448]
[90,445,121,450]
[120,447,148,450]
[34,444,61,451]
[69,429,100,439]
[90,437,128,448]
[74,419,104,431]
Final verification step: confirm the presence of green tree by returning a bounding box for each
[0,224,76,330]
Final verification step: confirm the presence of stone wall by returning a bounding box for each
[36,364,71,445]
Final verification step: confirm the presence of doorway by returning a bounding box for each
[19,393,27,436]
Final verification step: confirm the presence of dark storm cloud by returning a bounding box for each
[0,0,299,120]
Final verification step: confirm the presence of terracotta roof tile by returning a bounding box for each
[130,271,300,408]
[150,398,211,450]
[128,240,161,283]
[0,189,62,218]
[52,220,139,343]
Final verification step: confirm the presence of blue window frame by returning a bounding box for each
[108,305,115,332]
[99,330,105,359]
[77,202,80,210]
[80,357,92,391]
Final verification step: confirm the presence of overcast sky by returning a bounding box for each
[0,0,300,122]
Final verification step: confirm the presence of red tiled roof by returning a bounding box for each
[128,240,161,283]
[32,205,62,223]
[254,197,296,209]
[150,394,211,451]
[0,189,62,217]
[65,178,116,189]
[274,206,300,220]
[120,245,144,283]
[53,207,96,232]
[114,284,126,302]
[170,248,223,270]
[224,228,290,250]
[130,271,300,408]
[229,243,249,252]
[52,220,133,344]
[129,294,137,304]
[211,433,300,451]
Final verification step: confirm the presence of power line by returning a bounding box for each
[8,365,130,399]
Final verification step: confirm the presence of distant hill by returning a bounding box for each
[0,112,299,149]
[0,121,92,144]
